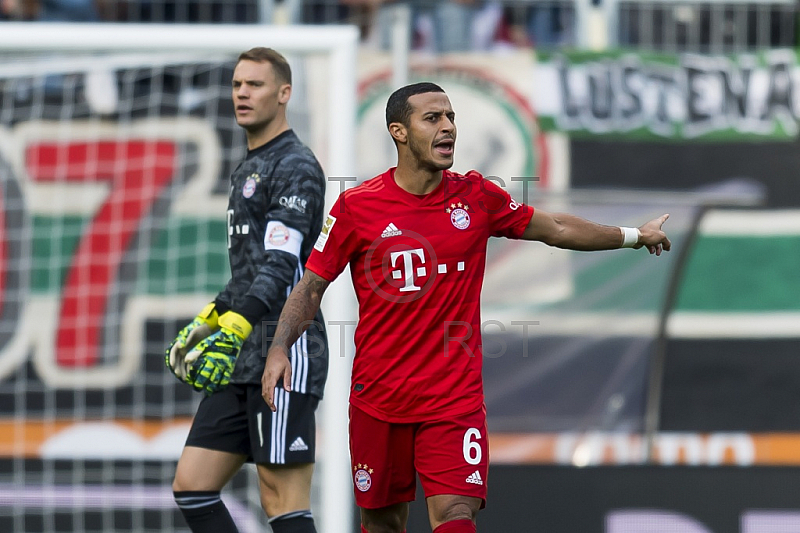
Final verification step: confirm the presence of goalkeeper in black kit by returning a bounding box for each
[165,47,328,533]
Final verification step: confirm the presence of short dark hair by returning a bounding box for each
[236,47,292,85]
[385,82,445,127]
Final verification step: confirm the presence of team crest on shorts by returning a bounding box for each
[446,202,471,230]
[243,173,259,198]
[353,463,373,492]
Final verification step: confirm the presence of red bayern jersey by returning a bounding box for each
[306,168,534,422]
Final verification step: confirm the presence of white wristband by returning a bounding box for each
[620,227,640,248]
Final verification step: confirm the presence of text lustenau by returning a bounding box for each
[534,50,798,140]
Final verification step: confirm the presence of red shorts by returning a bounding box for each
[348,403,489,509]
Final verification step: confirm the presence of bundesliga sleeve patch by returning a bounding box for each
[264,220,302,257]
[314,214,336,252]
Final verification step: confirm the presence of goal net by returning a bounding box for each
[0,22,356,533]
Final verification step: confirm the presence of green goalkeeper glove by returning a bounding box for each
[165,303,219,382]
[185,311,252,395]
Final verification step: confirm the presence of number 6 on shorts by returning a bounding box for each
[463,427,482,465]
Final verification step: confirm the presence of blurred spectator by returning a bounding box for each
[133,1,255,23]
[323,0,376,40]
[337,0,574,52]
[471,1,505,49]
[1,0,38,19]
[527,3,572,47]
[0,0,98,20]
[39,0,98,20]
[1,0,575,51]
[362,0,481,52]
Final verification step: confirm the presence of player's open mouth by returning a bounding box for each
[433,139,454,156]
[237,105,252,114]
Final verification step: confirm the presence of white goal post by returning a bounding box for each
[0,22,357,533]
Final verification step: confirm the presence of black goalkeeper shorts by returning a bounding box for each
[185,384,319,465]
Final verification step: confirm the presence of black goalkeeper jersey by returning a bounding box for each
[216,130,328,397]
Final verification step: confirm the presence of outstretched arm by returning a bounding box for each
[522,211,671,255]
[261,269,330,411]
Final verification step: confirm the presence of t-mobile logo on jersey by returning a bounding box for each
[390,248,427,292]
[365,230,441,303]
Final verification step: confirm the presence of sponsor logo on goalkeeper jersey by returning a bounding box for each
[446,202,471,230]
[243,173,259,198]
[314,214,336,252]
[465,470,483,485]
[380,222,402,238]
[279,195,308,213]
[354,463,373,492]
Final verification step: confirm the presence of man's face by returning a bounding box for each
[403,92,457,171]
[231,59,288,132]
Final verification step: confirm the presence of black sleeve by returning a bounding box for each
[242,158,325,318]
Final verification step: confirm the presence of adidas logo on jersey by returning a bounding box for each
[289,437,309,452]
[381,223,403,238]
[465,470,483,485]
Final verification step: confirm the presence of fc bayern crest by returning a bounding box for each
[354,469,372,492]
[268,224,290,246]
[450,208,471,230]
[243,177,257,198]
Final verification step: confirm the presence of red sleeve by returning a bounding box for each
[479,177,534,239]
[305,194,358,282]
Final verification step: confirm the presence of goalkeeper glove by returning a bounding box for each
[185,311,252,395]
[165,303,219,382]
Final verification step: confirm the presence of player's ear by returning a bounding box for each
[388,122,407,144]
[278,83,291,105]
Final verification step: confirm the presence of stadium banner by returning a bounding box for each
[533,49,799,140]
[10,419,800,466]
[405,465,800,533]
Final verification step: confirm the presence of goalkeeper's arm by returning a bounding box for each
[180,258,293,394]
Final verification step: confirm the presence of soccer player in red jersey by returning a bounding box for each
[261,82,671,533]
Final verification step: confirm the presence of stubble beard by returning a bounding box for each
[409,136,452,172]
